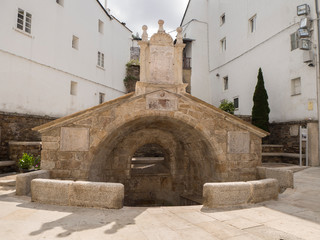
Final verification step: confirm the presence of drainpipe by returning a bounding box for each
[315,0,320,166]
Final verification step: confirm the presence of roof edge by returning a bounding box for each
[95,0,112,20]
[95,0,132,33]
[183,93,269,138]
[33,90,269,138]
[180,0,191,26]
[111,15,133,33]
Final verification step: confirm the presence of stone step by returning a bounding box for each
[262,144,284,153]
[0,172,17,186]
[0,161,16,167]
[262,152,306,165]
[262,144,284,148]
[261,163,309,173]
[262,152,305,158]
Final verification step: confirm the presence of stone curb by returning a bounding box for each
[16,170,51,196]
[31,179,124,209]
[203,178,278,208]
[257,167,294,192]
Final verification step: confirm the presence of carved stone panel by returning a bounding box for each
[60,127,89,151]
[146,91,178,111]
[149,45,174,84]
[227,131,250,154]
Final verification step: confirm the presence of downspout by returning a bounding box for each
[315,0,320,166]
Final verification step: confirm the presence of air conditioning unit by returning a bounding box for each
[300,17,312,29]
[297,4,310,16]
[299,39,312,50]
[303,51,315,67]
[297,28,311,38]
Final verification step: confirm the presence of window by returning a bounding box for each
[56,0,64,6]
[98,20,104,34]
[17,9,32,34]
[233,97,239,109]
[223,76,228,90]
[70,81,77,95]
[290,32,299,51]
[97,51,104,68]
[291,78,301,96]
[72,36,79,49]
[249,15,257,33]
[99,92,105,104]
[220,37,226,52]
[220,13,226,25]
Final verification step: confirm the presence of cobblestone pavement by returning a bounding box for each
[0,167,319,240]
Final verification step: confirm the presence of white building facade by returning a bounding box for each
[181,0,320,123]
[0,0,132,117]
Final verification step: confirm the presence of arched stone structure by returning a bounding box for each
[34,20,268,206]
[88,116,218,205]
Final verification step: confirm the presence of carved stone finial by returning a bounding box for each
[176,27,183,44]
[142,25,148,42]
[158,19,165,33]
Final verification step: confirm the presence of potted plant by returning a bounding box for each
[18,153,41,173]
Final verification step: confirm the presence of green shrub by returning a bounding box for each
[18,153,41,170]
[126,59,140,67]
[219,100,235,114]
[252,68,270,132]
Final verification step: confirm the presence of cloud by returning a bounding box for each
[103,0,189,36]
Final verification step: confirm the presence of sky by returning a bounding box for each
[99,0,189,37]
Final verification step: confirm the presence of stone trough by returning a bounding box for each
[15,167,293,209]
[31,179,124,209]
[203,178,279,208]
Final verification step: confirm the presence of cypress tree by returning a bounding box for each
[252,68,270,132]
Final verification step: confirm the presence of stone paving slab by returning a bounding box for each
[0,167,319,239]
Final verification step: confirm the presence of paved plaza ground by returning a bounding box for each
[0,167,319,240]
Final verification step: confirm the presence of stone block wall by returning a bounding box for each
[0,112,55,160]
[9,141,42,167]
[236,115,252,123]
[264,120,315,152]
[130,47,140,61]
[124,65,140,93]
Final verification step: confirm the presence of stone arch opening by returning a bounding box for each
[89,115,218,206]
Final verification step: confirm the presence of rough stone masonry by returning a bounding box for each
[33,20,268,206]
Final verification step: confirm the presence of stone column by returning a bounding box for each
[174,27,185,85]
[308,122,319,166]
[138,25,148,83]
